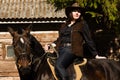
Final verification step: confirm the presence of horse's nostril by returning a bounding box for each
[17,63,22,68]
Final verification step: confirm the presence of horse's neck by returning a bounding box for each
[30,35,45,57]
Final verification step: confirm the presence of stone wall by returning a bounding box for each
[0,31,58,80]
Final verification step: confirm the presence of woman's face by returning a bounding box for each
[71,10,81,20]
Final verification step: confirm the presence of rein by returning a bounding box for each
[49,44,59,59]
[32,52,47,72]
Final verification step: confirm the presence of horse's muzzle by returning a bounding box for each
[19,66,32,75]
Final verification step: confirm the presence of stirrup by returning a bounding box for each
[73,58,87,80]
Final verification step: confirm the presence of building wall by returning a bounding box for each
[0,31,58,80]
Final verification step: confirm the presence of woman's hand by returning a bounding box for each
[44,44,50,51]
[44,43,56,53]
[95,55,107,59]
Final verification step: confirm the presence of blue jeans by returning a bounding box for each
[55,46,77,80]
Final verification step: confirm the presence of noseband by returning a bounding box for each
[16,54,32,69]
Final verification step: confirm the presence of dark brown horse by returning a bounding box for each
[8,26,55,80]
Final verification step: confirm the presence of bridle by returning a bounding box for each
[14,36,32,69]
[15,35,46,72]
[16,53,32,69]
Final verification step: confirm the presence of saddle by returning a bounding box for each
[47,53,87,80]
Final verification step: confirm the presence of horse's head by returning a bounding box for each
[8,27,32,75]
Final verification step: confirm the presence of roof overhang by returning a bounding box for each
[0,17,66,24]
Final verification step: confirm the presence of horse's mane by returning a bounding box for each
[29,34,45,57]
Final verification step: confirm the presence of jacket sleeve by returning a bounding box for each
[53,23,64,45]
[81,21,98,56]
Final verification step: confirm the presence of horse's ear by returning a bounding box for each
[25,24,32,34]
[8,27,15,37]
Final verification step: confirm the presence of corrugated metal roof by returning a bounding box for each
[0,0,66,19]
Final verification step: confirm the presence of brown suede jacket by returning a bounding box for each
[55,20,97,57]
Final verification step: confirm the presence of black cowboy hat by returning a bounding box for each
[65,3,84,17]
